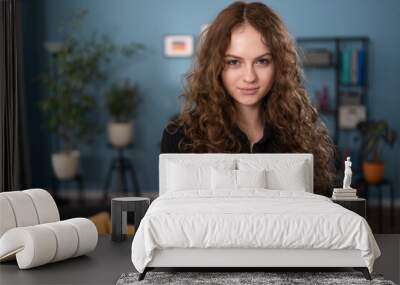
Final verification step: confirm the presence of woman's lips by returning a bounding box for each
[238,87,259,95]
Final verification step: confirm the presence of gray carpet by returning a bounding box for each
[116,271,396,285]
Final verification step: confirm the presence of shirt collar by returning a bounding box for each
[232,122,273,143]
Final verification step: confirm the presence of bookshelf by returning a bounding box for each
[296,36,369,172]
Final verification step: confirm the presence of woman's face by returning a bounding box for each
[221,23,275,109]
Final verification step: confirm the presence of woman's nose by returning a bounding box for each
[243,65,257,83]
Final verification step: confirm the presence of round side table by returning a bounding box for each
[111,197,150,242]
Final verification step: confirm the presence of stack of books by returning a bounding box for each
[332,188,358,200]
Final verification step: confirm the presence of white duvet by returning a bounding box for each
[131,189,380,273]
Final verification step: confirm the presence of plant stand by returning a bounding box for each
[51,173,84,203]
[103,145,140,199]
[357,178,394,233]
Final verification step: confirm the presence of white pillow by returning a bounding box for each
[267,166,307,191]
[237,169,267,188]
[211,168,267,190]
[211,168,236,190]
[167,160,235,191]
[238,159,308,192]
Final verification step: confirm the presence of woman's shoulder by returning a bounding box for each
[160,120,185,153]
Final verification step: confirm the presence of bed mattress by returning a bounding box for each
[131,189,380,273]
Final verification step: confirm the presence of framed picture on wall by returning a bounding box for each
[339,105,366,129]
[164,35,194,57]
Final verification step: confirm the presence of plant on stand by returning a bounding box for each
[105,80,140,148]
[357,120,397,184]
[39,10,145,180]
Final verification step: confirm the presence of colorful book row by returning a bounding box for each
[339,49,366,85]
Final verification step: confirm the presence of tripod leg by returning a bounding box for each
[126,160,140,196]
[103,159,115,199]
[118,158,128,194]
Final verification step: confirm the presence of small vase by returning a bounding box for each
[107,121,134,148]
[51,150,80,180]
[362,161,384,184]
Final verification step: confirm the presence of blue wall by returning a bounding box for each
[25,0,400,197]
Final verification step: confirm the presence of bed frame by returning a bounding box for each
[138,154,371,281]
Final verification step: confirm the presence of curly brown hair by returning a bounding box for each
[167,1,336,195]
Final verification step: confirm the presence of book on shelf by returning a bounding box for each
[332,188,358,200]
[340,50,352,84]
[333,188,357,193]
[333,193,358,197]
[339,48,366,85]
[332,195,359,200]
[357,49,366,85]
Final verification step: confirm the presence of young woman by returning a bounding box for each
[160,1,335,196]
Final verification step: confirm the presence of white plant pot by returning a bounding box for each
[107,121,134,148]
[51,150,80,180]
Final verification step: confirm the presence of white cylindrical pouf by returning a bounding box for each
[1,192,39,227]
[0,196,17,237]
[65,218,98,257]
[23,189,60,223]
[42,221,79,262]
[0,226,57,269]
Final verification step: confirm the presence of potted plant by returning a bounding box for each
[39,11,118,180]
[357,120,397,184]
[40,10,145,180]
[105,80,140,148]
[40,93,98,180]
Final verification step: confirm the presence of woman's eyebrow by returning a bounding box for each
[224,52,272,59]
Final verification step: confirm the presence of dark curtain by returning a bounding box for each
[0,0,30,191]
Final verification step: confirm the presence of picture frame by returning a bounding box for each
[164,35,194,58]
[339,105,366,129]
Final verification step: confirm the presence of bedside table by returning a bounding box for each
[111,197,150,242]
[331,198,366,218]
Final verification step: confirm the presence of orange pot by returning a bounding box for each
[362,161,385,184]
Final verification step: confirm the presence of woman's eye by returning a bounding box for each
[226,59,239,66]
[257,58,271,65]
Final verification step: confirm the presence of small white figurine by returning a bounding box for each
[343,157,354,190]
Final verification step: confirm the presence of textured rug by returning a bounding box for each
[116,271,396,285]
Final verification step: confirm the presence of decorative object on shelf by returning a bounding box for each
[315,85,330,113]
[339,105,366,129]
[332,157,358,200]
[164,35,194,57]
[302,48,332,66]
[105,80,140,148]
[340,92,362,105]
[357,120,397,184]
[343,157,354,189]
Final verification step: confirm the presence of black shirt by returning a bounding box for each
[160,123,288,154]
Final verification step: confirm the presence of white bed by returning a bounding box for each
[131,154,380,280]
